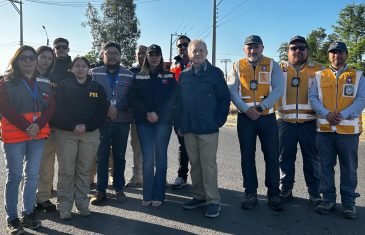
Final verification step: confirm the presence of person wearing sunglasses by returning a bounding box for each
[309,41,365,219]
[0,46,55,234]
[53,37,72,80]
[277,36,324,206]
[227,35,284,211]
[170,35,192,189]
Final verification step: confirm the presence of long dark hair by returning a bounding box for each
[140,51,166,76]
[36,46,56,76]
[5,45,37,82]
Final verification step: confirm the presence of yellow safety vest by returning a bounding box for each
[278,61,323,123]
[315,68,363,134]
[239,56,274,115]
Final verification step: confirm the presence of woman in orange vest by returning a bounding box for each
[0,46,55,234]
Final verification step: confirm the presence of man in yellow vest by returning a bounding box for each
[227,35,284,211]
[278,36,324,205]
[309,41,365,219]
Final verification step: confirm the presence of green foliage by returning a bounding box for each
[277,42,288,62]
[84,50,98,65]
[83,0,140,68]
[277,3,365,70]
[333,3,365,70]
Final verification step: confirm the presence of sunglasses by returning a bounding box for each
[289,46,307,52]
[55,45,68,50]
[177,43,189,48]
[18,55,38,62]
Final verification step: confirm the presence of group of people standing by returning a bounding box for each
[0,32,363,235]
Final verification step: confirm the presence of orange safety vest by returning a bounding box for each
[239,56,274,115]
[1,112,50,143]
[315,68,363,134]
[170,62,191,81]
[278,61,323,123]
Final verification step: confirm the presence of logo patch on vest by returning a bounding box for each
[343,84,355,97]
[258,72,270,84]
[346,77,352,83]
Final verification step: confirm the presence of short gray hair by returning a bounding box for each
[188,39,208,54]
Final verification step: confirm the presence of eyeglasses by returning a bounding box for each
[177,43,189,48]
[104,51,120,57]
[289,46,307,52]
[55,45,68,50]
[18,55,38,62]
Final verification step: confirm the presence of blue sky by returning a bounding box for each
[0,0,362,75]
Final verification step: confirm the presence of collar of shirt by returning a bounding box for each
[330,64,348,79]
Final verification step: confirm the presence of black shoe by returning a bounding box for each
[268,196,284,211]
[36,200,56,212]
[241,193,257,209]
[342,205,357,219]
[90,192,106,205]
[315,201,336,214]
[279,189,293,202]
[20,213,42,229]
[183,198,207,210]
[7,218,24,235]
[309,193,322,206]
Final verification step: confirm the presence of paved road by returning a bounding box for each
[0,127,364,234]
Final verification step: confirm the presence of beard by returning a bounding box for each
[106,63,120,70]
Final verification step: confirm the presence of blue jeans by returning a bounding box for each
[96,122,130,193]
[137,123,172,202]
[316,132,359,206]
[237,113,280,197]
[2,139,45,221]
[278,119,320,194]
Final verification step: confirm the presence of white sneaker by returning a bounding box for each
[171,177,187,189]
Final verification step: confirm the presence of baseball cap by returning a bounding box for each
[327,41,348,53]
[244,35,263,45]
[289,35,308,47]
[147,44,162,55]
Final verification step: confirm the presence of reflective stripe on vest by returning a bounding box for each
[1,112,50,143]
[278,62,323,123]
[315,69,363,134]
[238,57,274,115]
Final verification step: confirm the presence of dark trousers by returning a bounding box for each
[96,122,130,193]
[316,132,359,206]
[278,119,320,194]
[177,134,189,181]
[237,113,280,197]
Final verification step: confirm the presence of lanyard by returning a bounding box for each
[107,69,119,98]
[22,79,38,111]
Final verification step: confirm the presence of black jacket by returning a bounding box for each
[52,74,108,131]
[130,69,177,124]
[175,61,230,134]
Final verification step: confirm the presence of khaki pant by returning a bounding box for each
[130,122,142,177]
[37,130,57,203]
[55,129,100,213]
[184,133,220,203]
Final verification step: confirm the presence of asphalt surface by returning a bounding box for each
[0,126,364,234]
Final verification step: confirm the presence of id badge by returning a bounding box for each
[343,84,355,97]
[250,80,258,90]
[291,77,300,87]
[258,72,270,84]
[111,99,117,106]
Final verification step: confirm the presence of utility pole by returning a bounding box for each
[9,0,23,46]
[220,58,231,81]
[169,33,184,62]
[212,0,223,66]
[212,0,217,66]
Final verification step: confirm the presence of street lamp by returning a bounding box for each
[42,25,49,46]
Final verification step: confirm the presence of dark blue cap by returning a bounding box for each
[147,44,162,55]
[244,35,263,45]
[327,41,348,53]
[289,35,308,47]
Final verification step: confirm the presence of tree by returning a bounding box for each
[83,0,140,67]
[277,42,288,62]
[306,27,328,64]
[333,3,365,70]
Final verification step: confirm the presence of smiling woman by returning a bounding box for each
[0,45,55,234]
